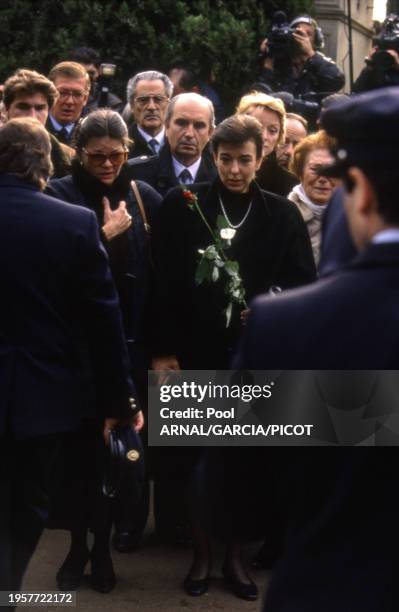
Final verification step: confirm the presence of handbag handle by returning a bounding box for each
[130,180,151,234]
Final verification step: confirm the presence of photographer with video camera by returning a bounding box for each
[256,13,344,111]
[353,14,399,93]
[69,46,123,114]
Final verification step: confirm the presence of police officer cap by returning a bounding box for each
[320,86,399,176]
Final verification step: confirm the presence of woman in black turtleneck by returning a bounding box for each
[46,109,161,593]
[152,115,315,602]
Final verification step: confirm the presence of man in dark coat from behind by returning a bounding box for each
[234,88,399,611]
[0,118,142,596]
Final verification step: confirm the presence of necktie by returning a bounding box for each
[57,127,69,143]
[179,169,193,185]
[148,138,159,154]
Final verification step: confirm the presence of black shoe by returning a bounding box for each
[90,552,116,593]
[222,563,258,601]
[56,550,89,591]
[183,567,210,597]
[251,543,280,570]
[113,530,141,553]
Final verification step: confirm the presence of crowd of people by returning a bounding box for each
[1,11,399,612]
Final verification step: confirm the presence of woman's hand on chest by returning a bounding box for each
[102,196,132,241]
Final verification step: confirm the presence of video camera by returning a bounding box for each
[263,12,323,60]
[97,63,117,107]
[367,14,399,70]
[263,11,295,59]
[272,91,321,127]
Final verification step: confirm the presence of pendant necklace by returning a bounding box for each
[219,192,253,229]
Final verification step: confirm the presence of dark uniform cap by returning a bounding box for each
[319,86,399,176]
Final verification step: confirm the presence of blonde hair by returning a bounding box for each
[48,61,90,91]
[291,130,336,179]
[236,91,286,146]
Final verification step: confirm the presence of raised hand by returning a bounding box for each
[292,26,315,60]
[102,196,132,240]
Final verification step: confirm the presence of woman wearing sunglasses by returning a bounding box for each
[46,109,161,593]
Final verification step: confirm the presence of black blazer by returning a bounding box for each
[0,174,137,439]
[127,123,161,158]
[127,142,218,196]
[152,178,315,368]
[45,116,77,146]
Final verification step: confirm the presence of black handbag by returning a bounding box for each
[102,426,145,500]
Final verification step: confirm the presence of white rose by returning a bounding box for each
[220,228,236,240]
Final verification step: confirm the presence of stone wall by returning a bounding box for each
[315,0,375,91]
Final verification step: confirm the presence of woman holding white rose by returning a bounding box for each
[151,114,315,600]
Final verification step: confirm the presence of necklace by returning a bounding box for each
[218,192,253,230]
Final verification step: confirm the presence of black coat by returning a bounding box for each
[49,134,72,178]
[256,151,298,197]
[127,142,217,196]
[45,116,77,146]
[152,178,316,368]
[353,64,399,93]
[234,242,399,611]
[0,174,136,439]
[258,51,345,99]
[47,163,162,374]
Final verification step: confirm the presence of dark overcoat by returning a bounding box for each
[234,242,399,611]
[127,142,217,196]
[47,165,162,377]
[0,174,136,440]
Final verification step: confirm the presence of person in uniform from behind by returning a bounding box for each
[235,87,399,612]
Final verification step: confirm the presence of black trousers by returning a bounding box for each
[0,433,68,593]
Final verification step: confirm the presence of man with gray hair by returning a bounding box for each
[128,92,217,195]
[126,70,173,158]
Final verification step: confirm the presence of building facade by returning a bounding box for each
[315,1,376,91]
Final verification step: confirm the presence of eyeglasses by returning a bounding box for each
[58,89,86,100]
[134,95,168,106]
[82,149,128,166]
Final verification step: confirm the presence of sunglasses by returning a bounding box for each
[82,149,128,166]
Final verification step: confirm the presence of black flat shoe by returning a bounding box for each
[183,567,210,596]
[90,552,116,593]
[56,550,89,591]
[222,564,258,601]
[113,530,141,553]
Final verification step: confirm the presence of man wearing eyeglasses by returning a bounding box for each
[126,70,173,158]
[47,61,90,145]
